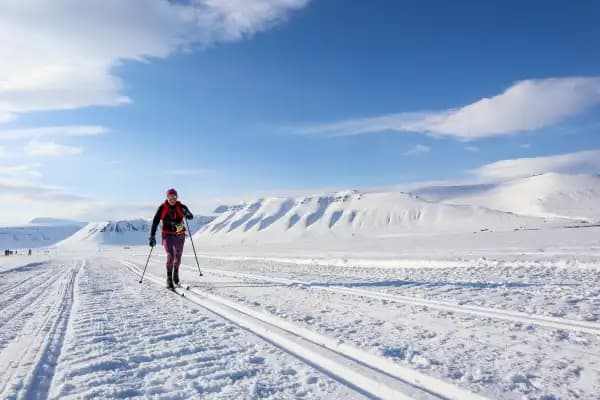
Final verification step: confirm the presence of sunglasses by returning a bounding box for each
[167,195,178,200]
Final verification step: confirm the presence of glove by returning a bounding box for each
[149,236,156,247]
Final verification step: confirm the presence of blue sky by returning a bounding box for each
[1,0,599,224]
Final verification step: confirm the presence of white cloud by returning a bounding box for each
[0,179,156,225]
[0,125,106,141]
[520,144,531,148]
[0,164,42,179]
[471,149,600,180]
[24,140,82,157]
[404,144,430,156]
[297,77,600,140]
[0,0,310,122]
[464,146,479,152]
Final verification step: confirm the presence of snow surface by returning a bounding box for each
[1,173,599,399]
[2,238,599,399]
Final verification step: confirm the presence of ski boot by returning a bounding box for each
[166,267,175,290]
[173,267,181,288]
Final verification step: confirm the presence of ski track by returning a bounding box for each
[0,263,58,311]
[0,266,67,333]
[0,259,81,400]
[169,260,600,336]
[135,256,600,400]
[51,257,359,399]
[122,260,490,400]
[2,252,597,399]
[171,254,600,323]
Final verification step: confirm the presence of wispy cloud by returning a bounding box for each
[295,77,600,140]
[0,164,42,179]
[0,125,107,141]
[404,144,430,156]
[471,149,600,180]
[464,146,479,152]
[519,144,531,149]
[24,140,82,157]
[0,178,157,225]
[0,0,310,123]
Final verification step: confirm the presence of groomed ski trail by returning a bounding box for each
[55,258,361,399]
[172,260,600,336]
[0,265,67,334]
[0,260,82,400]
[123,260,490,400]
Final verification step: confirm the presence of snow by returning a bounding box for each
[194,190,566,246]
[55,216,215,248]
[27,218,86,227]
[414,173,600,222]
[1,173,599,399]
[0,225,84,250]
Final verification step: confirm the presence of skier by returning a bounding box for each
[149,189,193,290]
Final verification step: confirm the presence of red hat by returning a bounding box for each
[166,188,178,198]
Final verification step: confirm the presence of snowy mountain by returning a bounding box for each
[413,173,600,222]
[194,190,557,244]
[57,220,152,246]
[57,216,216,247]
[186,215,217,232]
[0,221,85,249]
[28,217,87,227]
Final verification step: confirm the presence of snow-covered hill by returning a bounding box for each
[414,173,600,222]
[28,217,86,226]
[57,220,152,247]
[0,220,86,249]
[57,216,216,247]
[194,190,557,244]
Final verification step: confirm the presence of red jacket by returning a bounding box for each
[151,201,193,237]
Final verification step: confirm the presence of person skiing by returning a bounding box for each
[149,188,193,290]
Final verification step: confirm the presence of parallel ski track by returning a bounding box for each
[0,263,58,307]
[1,271,44,295]
[0,265,68,334]
[0,260,82,400]
[169,260,600,336]
[123,260,489,400]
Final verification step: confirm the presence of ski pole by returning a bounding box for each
[184,218,203,276]
[139,245,154,283]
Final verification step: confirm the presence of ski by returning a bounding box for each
[167,287,185,297]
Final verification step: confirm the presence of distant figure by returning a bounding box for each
[149,188,193,290]
[28,249,32,256]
